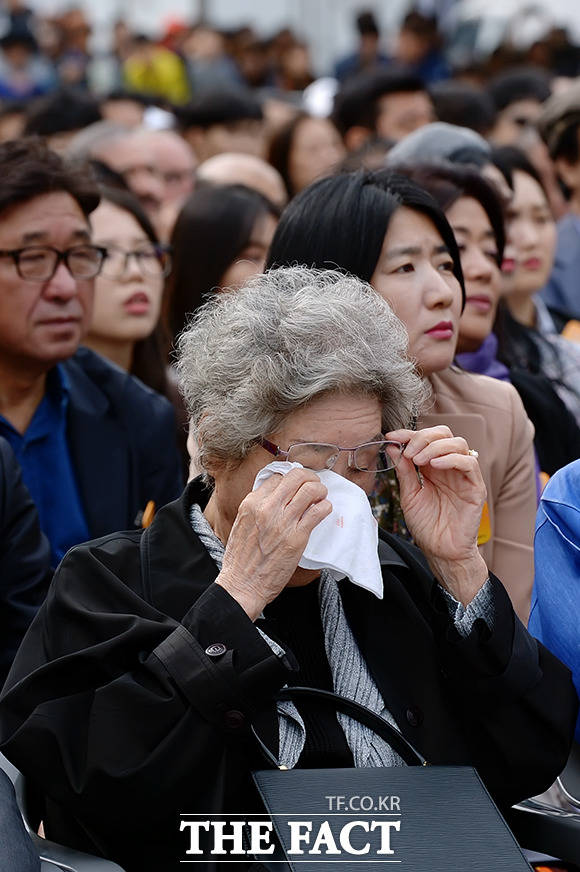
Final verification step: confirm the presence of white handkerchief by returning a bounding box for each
[252,461,383,599]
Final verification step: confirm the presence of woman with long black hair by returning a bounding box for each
[165,182,279,345]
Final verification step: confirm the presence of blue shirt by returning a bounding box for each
[0,364,89,568]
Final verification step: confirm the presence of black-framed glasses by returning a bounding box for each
[260,438,405,474]
[100,244,172,280]
[0,244,107,281]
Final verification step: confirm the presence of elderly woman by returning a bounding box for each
[0,268,575,872]
[267,170,537,622]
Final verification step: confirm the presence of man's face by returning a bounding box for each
[100,135,165,221]
[375,90,434,142]
[0,192,94,373]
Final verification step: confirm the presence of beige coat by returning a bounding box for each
[418,367,536,623]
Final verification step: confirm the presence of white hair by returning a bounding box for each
[175,266,428,479]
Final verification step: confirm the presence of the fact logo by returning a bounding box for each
[180,796,402,861]
[180,819,401,857]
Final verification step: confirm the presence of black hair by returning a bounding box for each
[332,69,428,136]
[267,112,341,198]
[95,187,171,399]
[101,89,152,108]
[166,182,279,343]
[487,67,551,112]
[176,90,263,131]
[429,81,497,136]
[0,99,27,120]
[490,145,545,192]
[356,11,379,38]
[24,89,102,137]
[399,163,505,264]
[551,119,580,164]
[486,148,565,382]
[0,136,99,218]
[266,169,464,304]
[0,30,37,52]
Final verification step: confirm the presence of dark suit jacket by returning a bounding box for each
[0,438,51,688]
[63,347,184,539]
[0,480,576,872]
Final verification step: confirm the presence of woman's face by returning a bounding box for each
[502,169,556,298]
[210,391,383,530]
[89,201,164,344]
[288,118,345,194]
[445,196,501,354]
[370,207,463,376]
[219,211,278,291]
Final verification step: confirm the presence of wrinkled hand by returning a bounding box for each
[216,468,332,620]
[386,426,488,604]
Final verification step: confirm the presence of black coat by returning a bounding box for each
[62,346,184,539]
[0,437,51,688]
[0,481,576,872]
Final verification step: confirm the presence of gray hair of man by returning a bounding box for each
[176,266,429,481]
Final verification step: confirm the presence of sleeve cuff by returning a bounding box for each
[440,577,494,637]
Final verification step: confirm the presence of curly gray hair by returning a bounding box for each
[175,266,428,478]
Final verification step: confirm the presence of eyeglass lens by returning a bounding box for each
[286,441,403,472]
[101,246,165,278]
[17,246,103,280]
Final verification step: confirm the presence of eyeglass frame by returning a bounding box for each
[0,244,108,281]
[260,436,406,473]
[99,243,172,279]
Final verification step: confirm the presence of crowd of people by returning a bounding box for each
[0,3,579,871]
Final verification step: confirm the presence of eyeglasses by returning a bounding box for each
[260,437,405,474]
[0,244,107,281]
[100,244,172,279]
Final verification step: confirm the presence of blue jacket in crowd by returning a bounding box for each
[529,459,580,741]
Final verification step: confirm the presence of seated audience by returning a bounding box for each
[267,112,345,199]
[141,129,197,209]
[24,88,102,154]
[332,69,435,152]
[68,122,165,226]
[394,11,450,84]
[267,171,537,620]
[430,81,497,137]
[176,89,265,161]
[84,187,171,398]
[334,10,389,83]
[197,151,287,208]
[100,89,148,128]
[529,458,580,741]
[487,67,552,146]
[0,267,575,871]
[0,30,56,100]
[385,121,512,202]
[403,161,580,479]
[537,80,580,324]
[492,146,580,428]
[0,437,50,687]
[0,138,182,567]
[166,182,279,343]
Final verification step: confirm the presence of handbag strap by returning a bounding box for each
[252,685,427,768]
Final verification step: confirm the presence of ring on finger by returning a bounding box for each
[467,448,479,459]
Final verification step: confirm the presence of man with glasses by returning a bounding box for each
[0,138,182,568]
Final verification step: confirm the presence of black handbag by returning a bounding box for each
[249,686,532,871]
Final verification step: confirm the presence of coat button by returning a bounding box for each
[224,710,245,729]
[205,643,227,657]
[405,706,423,728]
